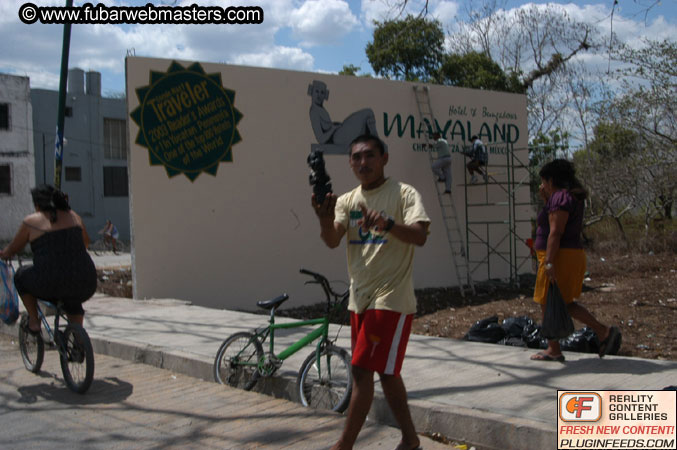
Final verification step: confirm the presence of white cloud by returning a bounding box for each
[524,2,676,48]
[231,46,314,71]
[432,1,460,24]
[289,0,359,47]
[360,0,459,27]
[360,0,395,25]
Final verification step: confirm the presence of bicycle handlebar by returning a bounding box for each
[299,268,322,278]
[299,268,347,301]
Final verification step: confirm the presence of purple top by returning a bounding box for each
[534,190,584,250]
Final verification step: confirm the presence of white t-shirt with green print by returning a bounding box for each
[334,178,430,314]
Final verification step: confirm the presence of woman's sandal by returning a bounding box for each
[21,320,41,336]
[530,352,565,362]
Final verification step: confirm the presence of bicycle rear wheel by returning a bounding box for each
[18,314,44,373]
[297,345,352,413]
[213,332,263,390]
[59,324,95,394]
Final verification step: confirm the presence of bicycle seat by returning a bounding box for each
[256,294,289,310]
[37,299,62,316]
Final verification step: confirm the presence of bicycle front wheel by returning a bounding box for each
[18,314,44,373]
[213,332,263,390]
[297,345,352,413]
[59,324,95,394]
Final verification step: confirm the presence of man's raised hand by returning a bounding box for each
[312,192,337,220]
[357,203,387,232]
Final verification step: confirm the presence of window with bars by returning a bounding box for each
[103,166,128,197]
[103,118,127,160]
[0,164,10,194]
[0,103,9,130]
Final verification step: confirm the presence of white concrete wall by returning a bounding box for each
[126,57,531,310]
[0,74,35,242]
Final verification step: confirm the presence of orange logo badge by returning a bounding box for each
[559,392,602,422]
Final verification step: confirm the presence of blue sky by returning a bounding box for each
[1,0,675,95]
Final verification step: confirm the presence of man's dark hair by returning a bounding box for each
[471,135,478,141]
[349,134,385,155]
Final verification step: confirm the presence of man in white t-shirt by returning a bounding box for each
[312,134,430,450]
[430,131,452,193]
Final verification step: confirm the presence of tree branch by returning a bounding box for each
[523,29,591,89]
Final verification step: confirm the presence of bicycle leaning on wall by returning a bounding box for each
[213,268,352,412]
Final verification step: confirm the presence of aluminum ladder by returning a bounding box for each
[413,85,475,297]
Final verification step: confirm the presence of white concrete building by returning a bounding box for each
[32,68,130,242]
[0,73,35,242]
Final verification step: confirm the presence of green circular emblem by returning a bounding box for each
[130,61,243,181]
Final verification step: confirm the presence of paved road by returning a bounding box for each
[0,334,449,450]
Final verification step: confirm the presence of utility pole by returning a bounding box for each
[54,0,73,190]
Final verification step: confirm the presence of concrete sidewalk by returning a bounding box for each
[3,291,675,450]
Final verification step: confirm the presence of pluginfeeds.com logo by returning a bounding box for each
[559,392,603,422]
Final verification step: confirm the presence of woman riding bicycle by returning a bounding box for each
[0,184,97,333]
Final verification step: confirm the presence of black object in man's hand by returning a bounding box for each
[308,150,333,205]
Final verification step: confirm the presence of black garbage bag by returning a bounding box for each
[541,283,575,340]
[524,325,548,349]
[463,315,506,343]
[502,316,535,338]
[560,327,600,353]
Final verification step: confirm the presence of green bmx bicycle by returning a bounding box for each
[213,269,352,413]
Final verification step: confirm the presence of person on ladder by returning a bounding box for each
[430,132,452,194]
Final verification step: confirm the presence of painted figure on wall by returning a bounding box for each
[308,80,379,155]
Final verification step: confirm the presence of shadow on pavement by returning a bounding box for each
[16,376,133,405]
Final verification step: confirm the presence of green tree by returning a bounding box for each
[599,39,677,222]
[338,64,360,76]
[338,64,372,78]
[366,15,445,82]
[436,51,525,93]
[574,118,674,246]
[528,129,569,206]
[573,124,641,243]
[586,122,639,159]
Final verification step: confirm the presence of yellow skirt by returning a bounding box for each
[533,249,586,305]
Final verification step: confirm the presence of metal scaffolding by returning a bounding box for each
[463,142,533,285]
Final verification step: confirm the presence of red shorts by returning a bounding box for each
[350,309,413,376]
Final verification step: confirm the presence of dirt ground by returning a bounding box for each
[96,251,676,361]
[96,268,133,299]
[411,251,677,361]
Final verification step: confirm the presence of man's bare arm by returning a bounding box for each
[389,221,429,246]
[312,193,345,249]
